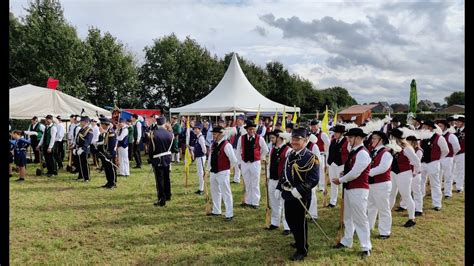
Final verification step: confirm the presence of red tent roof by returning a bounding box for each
[124,109,161,118]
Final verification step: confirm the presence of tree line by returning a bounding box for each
[9,0,357,114]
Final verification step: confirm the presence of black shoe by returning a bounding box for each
[395,207,407,212]
[15,177,25,182]
[240,203,249,208]
[456,189,462,193]
[415,211,423,217]
[100,184,109,188]
[231,181,240,184]
[133,166,141,169]
[332,243,347,249]
[154,199,166,207]
[105,185,115,189]
[195,190,204,195]
[327,204,335,208]
[265,225,279,230]
[290,252,306,261]
[433,207,441,211]
[378,235,390,239]
[250,205,259,209]
[53,172,58,176]
[359,250,371,257]
[404,219,416,227]
[444,195,451,199]
[46,173,53,177]
[224,217,233,222]
[282,230,291,236]
[206,213,220,216]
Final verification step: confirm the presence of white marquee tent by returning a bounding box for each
[9,84,112,119]
[170,53,300,115]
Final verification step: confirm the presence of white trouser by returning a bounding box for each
[329,163,344,206]
[318,153,326,190]
[390,171,415,219]
[241,160,261,206]
[268,179,289,229]
[421,161,442,208]
[411,173,423,212]
[233,149,241,183]
[210,170,233,218]
[440,157,454,197]
[172,152,180,162]
[453,153,465,191]
[308,187,318,219]
[368,181,392,236]
[195,156,206,191]
[118,146,129,176]
[341,188,372,251]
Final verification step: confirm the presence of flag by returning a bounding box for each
[46,77,59,90]
[184,117,192,174]
[281,106,286,130]
[291,106,297,124]
[409,79,417,114]
[321,105,329,134]
[254,104,261,124]
[334,111,338,125]
[272,109,278,129]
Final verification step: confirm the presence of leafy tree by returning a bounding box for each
[9,0,92,97]
[444,91,465,106]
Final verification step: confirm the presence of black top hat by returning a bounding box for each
[454,116,465,122]
[292,127,308,138]
[344,128,367,137]
[268,129,283,137]
[371,130,389,144]
[406,135,419,141]
[99,117,111,124]
[390,128,404,139]
[211,126,224,133]
[310,119,320,126]
[32,116,38,120]
[80,116,90,123]
[333,124,346,133]
[436,119,450,129]
[244,120,257,129]
[422,120,436,129]
[446,116,454,122]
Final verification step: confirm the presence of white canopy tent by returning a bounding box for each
[9,84,112,120]
[170,53,300,115]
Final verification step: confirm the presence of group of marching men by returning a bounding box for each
[186,113,465,260]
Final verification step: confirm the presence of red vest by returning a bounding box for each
[240,134,261,161]
[371,148,391,183]
[346,147,370,190]
[315,132,325,152]
[457,128,465,154]
[212,140,231,173]
[341,140,349,165]
[431,134,442,161]
[397,148,412,173]
[270,145,289,180]
[443,133,454,157]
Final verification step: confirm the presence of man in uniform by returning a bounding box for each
[256,118,267,138]
[193,121,207,195]
[277,127,319,261]
[90,118,100,168]
[53,116,65,170]
[67,114,79,172]
[74,116,94,182]
[453,115,465,193]
[236,120,269,208]
[309,119,330,192]
[97,117,117,189]
[37,115,57,176]
[420,120,449,211]
[149,116,174,207]
[332,127,372,257]
[230,115,246,183]
[436,119,460,198]
[127,119,135,162]
[327,125,349,208]
[131,114,143,168]
[171,115,182,163]
[116,118,130,177]
[27,116,45,163]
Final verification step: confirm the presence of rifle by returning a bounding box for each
[201,159,212,215]
[35,149,44,176]
[336,185,345,244]
[322,166,329,207]
[264,160,271,228]
[240,169,246,205]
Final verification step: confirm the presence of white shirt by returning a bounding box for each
[368,145,393,177]
[435,133,449,159]
[402,146,421,173]
[308,141,322,165]
[68,123,77,143]
[444,130,461,156]
[207,137,238,172]
[339,143,371,183]
[257,124,266,138]
[196,133,207,156]
[315,129,331,154]
[91,124,100,145]
[135,121,142,144]
[267,142,292,178]
[236,133,269,162]
[38,124,57,149]
[116,127,129,142]
[55,122,65,142]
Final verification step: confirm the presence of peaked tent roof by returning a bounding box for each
[170,53,300,114]
[9,84,112,119]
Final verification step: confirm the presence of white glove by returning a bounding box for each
[274,189,281,200]
[77,148,84,156]
[73,149,77,155]
[291,188,302,199]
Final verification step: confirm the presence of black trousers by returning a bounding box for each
[53,141,64,168]
[42,147,57,174]
[285,197,310,255]
[128,143,134,161]
[133,142,142,167]
[152,165,171,202]
[77,152,90,180]
[31,137,40,163]
[100,156,116,186]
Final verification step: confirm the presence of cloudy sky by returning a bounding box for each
[10,0,464,105]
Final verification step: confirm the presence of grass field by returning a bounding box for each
[10,156,464,265]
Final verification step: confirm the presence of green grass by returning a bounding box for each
[10,157,464,265]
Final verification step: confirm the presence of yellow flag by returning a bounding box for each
[281,106,286,130]
[322,105,329,134]
[291,106,297,124]
[254,104,261,124]
[184,147,192,169]
[272,109,278,128]
[334,111,338,125]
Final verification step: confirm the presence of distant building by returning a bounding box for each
[339,104,378,125]
[371,102,393,113]
[442,105,465,113]
[418,100,436,111]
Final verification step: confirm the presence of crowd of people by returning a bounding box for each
[9,112,465,261]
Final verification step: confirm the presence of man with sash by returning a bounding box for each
[97,117,117,188]
[74,116,94,182]
[37,115,57,176]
